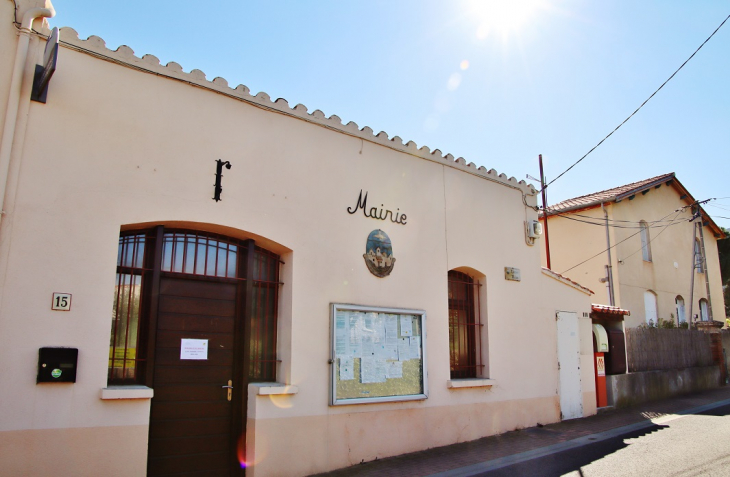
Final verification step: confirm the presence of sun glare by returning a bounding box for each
[468,0,545,39]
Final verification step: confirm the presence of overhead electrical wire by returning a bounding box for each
[560,212,682,225]
[558,207,691,275]
[550,212,683,229]
[560,216,686,275]
[618,211,685,262]
[541,13,730,193]
[550,213,678,229]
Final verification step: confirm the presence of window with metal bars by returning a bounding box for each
[249,247,280,381]
[109,233,151,383]
[107,229,281,385]
[448,270,483,379]
[161,231,238,278]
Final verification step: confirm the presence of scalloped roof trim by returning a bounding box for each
[58,27,535,195]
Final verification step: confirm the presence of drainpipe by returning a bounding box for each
[602,203,615,306]
[0,4,55,227]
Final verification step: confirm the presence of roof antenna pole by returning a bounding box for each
[539,154,551,269]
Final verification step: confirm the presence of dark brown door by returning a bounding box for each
[148,275,240,476]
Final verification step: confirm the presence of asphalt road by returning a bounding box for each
[475,403,730,477]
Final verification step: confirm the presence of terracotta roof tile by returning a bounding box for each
[591,304,630,316]
[544,173,675,215]
[541,267,594,295]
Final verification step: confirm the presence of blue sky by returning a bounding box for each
[49,1,730,229]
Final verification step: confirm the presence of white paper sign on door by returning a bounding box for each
[180,339,209,360]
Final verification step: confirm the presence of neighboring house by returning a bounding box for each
[0,2,596,476]
[542,173,727,329]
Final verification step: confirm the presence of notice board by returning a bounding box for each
[330,304,427,405]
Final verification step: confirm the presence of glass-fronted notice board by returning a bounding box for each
[330,304,427,405]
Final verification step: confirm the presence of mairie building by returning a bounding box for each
[0,1,596,475]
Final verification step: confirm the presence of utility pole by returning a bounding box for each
[539,154,551,270]
[687,201,714,329]
[698,214,714,322]
[687,220,697,330]
[602,203,615,306]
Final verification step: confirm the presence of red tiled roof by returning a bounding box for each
[541,173,725,238]
[591,304,630,316]
[544,173,675,215]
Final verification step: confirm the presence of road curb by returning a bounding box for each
[428,397,730,477]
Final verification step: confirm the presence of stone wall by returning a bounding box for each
[606,366,721,408]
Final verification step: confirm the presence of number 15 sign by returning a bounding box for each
[52,293,72,311]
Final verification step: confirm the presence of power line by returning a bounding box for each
[565,212,682,225]
[551,212,683,228]
[552,212,678,229]
[542,13,730,193]
[619,211,685,262]
[559,209,688,275]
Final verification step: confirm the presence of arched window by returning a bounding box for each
[640,221,652,262]
[699,298,709,322]
[694,238,704,273]
[675,296,685,325]
[643,290,658,326]
[108,228,281,384]
[448,270,484,379]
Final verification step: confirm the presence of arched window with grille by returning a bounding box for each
[108,228,282,385]
[447,270,485,379]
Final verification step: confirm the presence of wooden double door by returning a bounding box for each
[147,275,244,476]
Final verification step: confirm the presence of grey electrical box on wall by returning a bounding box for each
[37,347,78,383]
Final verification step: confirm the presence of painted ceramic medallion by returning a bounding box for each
[364,229,395,277]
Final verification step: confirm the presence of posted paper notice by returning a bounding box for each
[180,339,208,360]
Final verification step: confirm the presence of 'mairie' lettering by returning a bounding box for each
[347,190,407,225]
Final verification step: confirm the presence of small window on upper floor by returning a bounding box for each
[640,221,652,262]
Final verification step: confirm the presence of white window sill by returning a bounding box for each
[447,378,496,389]
[101,385,154,400]
[250,382,299,396]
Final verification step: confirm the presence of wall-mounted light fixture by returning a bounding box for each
[213,159,232,202]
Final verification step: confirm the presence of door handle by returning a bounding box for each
[222,380,233,401]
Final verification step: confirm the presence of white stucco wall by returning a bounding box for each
[0,6,595,475]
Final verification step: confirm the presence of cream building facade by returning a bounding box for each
[543,173,726,329]
[1,2,596,475]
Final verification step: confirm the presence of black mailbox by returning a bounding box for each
[37,347,78,383]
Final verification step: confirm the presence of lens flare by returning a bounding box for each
[468,0,545,39]
[460,60,470,70]
[447,73,462,91]
[237,434,247,468]
[268,393,293,409]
